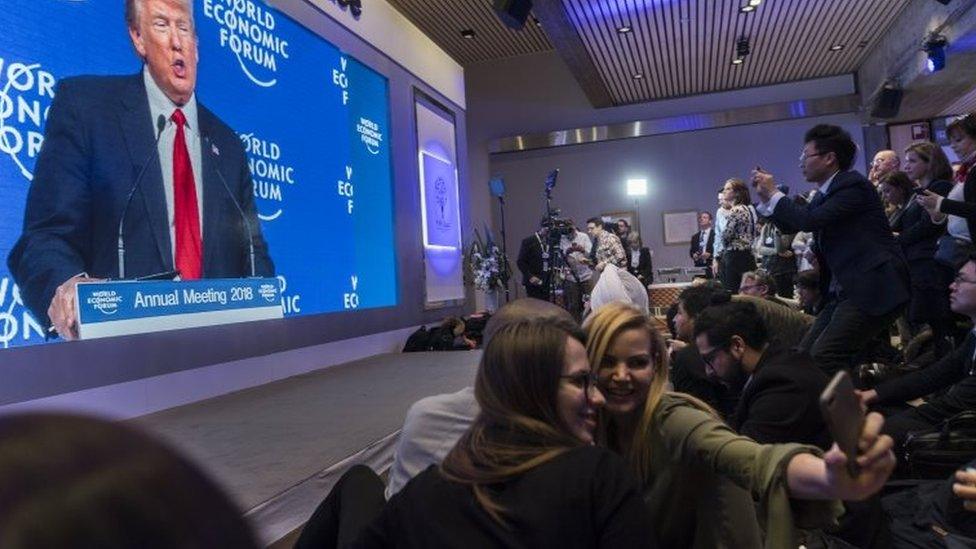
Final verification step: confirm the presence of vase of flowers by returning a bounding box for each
[466,228,508,312]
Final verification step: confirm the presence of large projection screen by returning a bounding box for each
[0,0,397,349]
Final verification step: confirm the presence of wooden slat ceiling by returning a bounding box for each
[563,0,911,105]
[386,0,553,65]
[389,0,913,106]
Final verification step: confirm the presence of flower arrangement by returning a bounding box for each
[466,228,508,292]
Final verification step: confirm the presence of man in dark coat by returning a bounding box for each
[752,124,910,376]
[516,223,550,300]
[693,301,830,448]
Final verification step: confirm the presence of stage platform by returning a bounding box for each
[132,350,480,545]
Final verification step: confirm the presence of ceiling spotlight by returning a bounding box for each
[732,58,744,65]
[617,25,632,34]
[829,44,845,51]
[740,5,755,12]
[924,32,948,72]
[749,0,762,5]
[736,36,750,57]
[460,29,476,39]
[633,73,644,79]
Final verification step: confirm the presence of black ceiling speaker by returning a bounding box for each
[493,0,533,30]
[870,84,904,119]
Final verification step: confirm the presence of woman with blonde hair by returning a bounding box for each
[584,302,896,548]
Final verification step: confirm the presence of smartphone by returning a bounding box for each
[912,187,928,196]
[819,371,865,477]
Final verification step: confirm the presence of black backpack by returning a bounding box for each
[402,326,431,352]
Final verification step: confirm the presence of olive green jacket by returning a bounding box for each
[641,393,843,548]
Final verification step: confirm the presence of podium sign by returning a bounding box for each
[76,278,283,340]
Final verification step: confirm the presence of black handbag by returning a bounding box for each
[905,411,976,479]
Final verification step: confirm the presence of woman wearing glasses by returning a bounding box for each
[348,317,655,548]
[585,302,896,548]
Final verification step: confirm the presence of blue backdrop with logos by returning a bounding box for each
[0,0,397,348]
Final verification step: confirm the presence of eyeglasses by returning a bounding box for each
[953,275,976,285]
[560,371,600,393]
[699,346,725,369]
[738,283,763,293]
[799,151,827,162]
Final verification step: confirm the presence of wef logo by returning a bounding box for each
[0,57,56,182]
[86,290,122,316]
[202,0,290,88]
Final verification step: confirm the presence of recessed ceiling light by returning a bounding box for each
[460,29,475,39]
[532,16,542,28]
[732,58,744,65]
[633,73,644,79]
[617,25,632,34]
[749,0,762,6]
[740,5,755,13]
[829,44,844,51]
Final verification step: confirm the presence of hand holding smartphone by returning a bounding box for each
[820,371,865,477]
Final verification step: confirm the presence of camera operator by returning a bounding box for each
[560,221,593,321]
[516,220,551,300]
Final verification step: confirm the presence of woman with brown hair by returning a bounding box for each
[719,177,758,293]
[350,317,654,548]
[585,302,896,548]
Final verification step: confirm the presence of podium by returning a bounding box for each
[75,278,283,340]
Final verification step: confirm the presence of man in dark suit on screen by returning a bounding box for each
[8,0,273,339]
[751,124,909,376]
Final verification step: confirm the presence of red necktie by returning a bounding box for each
[171,108,202,280]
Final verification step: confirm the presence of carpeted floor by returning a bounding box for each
[131,350,480,543]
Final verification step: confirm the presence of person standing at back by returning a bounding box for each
[752,124,910,376]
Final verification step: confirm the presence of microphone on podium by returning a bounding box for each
[117,114,168,279]
[203,134,257,278]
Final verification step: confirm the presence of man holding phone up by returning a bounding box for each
[751,125,910,377]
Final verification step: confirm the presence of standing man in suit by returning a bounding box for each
[689,211,715,278]
[752,124,909,376]
[859,255,976,446]
[8,0,274,340]
[516,222,550,300]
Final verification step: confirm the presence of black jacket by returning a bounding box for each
[516,234,548,288]
[769,170,910,316]
[892,179,952,262]
[876,332,976,421]
[938,168,976,239]
[730,346,831,449]
[689,229,714,266]
[627,248,654,285]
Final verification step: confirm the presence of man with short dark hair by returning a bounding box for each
[690,211,715,278]
[516,221,551,300]
[753,124,910,376]
[585,216,627,272]
[693,301,829,448]
[739,270,794,309]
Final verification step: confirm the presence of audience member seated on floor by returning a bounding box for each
[693,301,830,449]
[884,458,976,546]
[795,269,822,315]
[304,318,655,549]
[586,302,896,548]
[858,254,976,450]
[670,284,813,418]
[587,264,649,318]
[385,298,575,498]
[739,269,797,309]
[0,413,260,549]
[753,124,910,377]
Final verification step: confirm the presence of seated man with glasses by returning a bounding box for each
[693,301,830,449]
[858,254,976,447]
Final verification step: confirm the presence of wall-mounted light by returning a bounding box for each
[626,178,648,197]
[924,32,948,72]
